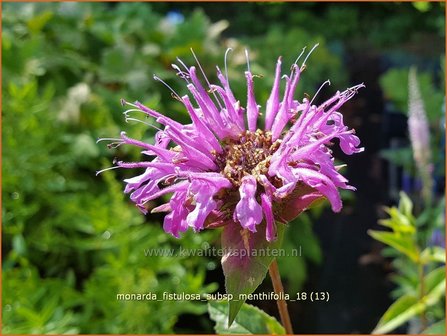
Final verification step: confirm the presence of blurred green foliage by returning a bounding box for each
[156,2,444,49]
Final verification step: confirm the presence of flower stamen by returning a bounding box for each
[215,130,280,187]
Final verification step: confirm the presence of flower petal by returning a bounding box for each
[261,193,276,242]
[163,191,189,238]
[235,175,263,232]
[186,192,216,232]
[182,95,222,153]
[185,175,231,231]
[265,57,282,130]
[292,167,342,212]
[245,71,260,131]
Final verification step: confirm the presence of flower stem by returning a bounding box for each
[269,258,294,334]
[417,260,427,331]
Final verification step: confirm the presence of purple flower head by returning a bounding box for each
[98,48,364,241]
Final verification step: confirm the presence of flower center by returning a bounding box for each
[215,130,281,187]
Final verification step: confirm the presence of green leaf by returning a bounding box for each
[372,267,446,334]
[208,300,285,334]
[27,11,54,33]
[421,319,446,334]
[413,2,431,13]
[12,234,28,256]
[379,203,416,234]
[368,230,419,262]
[398,192,413,219]
[379,217,415,234]
[221,221,285,326]
[420,267,446,306]
[420,247,446,265]
[372,294,422,334]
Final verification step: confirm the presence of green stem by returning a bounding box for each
[269,258,294,334]
[417,260,427,331]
